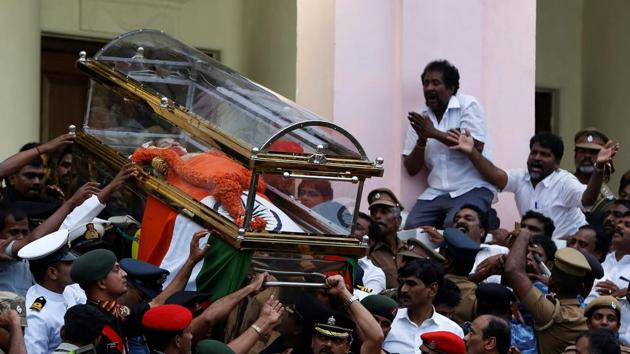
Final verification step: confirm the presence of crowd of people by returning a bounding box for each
[0,58,628,354]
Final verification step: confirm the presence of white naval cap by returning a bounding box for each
[18,229,76,262]
[68,218,108,242]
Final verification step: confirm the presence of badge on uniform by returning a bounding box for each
[357,285,373,293]
[30,297,46,312]
[119,305,130,318]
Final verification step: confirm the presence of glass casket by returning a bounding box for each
[73,29,384,301]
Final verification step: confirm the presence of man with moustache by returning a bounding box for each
[422,204,508,283]
[573,128,615,223]
[451,130,619,239]
[586,211,630,344]
[603,200,630,240]
[403,59,495,230]
[383,258,462,354]
[367,188,407,289]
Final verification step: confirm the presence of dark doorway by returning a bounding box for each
[41,35,106,141]
[535,89,558,133]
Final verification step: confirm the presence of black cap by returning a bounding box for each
[165,291,212,315]
[120,258,169,299]
[442,228,480,255]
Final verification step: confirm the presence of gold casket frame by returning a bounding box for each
[74,29,384,258]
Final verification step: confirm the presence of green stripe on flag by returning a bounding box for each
[195,237,253,301]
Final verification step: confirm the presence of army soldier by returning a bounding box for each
[505,229,590,354]
[70,229,209,354]
[141,304,194,354]
[420,331,466,354]
[19,229,86,354]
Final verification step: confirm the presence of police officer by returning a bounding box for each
[19,229,86,354]
[563,296,630,354]
[505,229,591,354]
[440,228,480,325]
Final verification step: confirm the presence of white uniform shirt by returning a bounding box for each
[585,252,630,344]
[504,168,587,239]
[358,257,386,294]
[402,94,496,200]
[25,284,86,354]
[383,307,464,354]
[472,244,509,284]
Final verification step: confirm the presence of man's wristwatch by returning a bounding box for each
[344,295,359,309]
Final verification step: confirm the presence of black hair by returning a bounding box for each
[612,199,630,210]
[481,316,511,354]
[576,329,621,354]
[398,258,444,288]
[55,146,73,165]
[531,234,557,262]
[550,266,583,297]
[457,203,490,232]
[421,60,460,94]
[63,304,108,346]
[521,210,556,238]
[577,224,610,262]
[19,142,44,168]
[530,132,564,162]
[0,204,28,231]
[144,329,183,352]
[475,284,514,318]
[433,278,461,308]
[28,260,56,284]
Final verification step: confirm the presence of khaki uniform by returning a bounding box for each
[369,239,406,289]
[522,286,586,354]
[444,274,476,324]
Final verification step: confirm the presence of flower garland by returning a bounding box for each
[130,147,267,231]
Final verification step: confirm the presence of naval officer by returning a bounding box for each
[19,229,86,354]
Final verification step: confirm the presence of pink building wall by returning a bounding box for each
[298,0,536,228]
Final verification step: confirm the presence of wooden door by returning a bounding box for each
[40,36,105,141]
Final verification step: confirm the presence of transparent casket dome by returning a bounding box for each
[87,29,362,159]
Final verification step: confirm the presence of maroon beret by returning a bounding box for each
[142,304,192,331]
[420,331,465,354]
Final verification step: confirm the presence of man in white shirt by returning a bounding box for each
[21,230,86,354]
[586,211,630,344]
[383,258,463,354]
[450,130,619,239]
[403,60,495,230]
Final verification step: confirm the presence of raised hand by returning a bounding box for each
[246,272,269,295]
[40,133,75,154]
[325,274,350,297]
[257,295,284,332]
[596,140,620,167]
[448,128,475,155]
[188,229,211,263]
[67,181,101,207]
[408,112,437,139]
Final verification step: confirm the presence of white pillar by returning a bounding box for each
[0,0,40,156]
